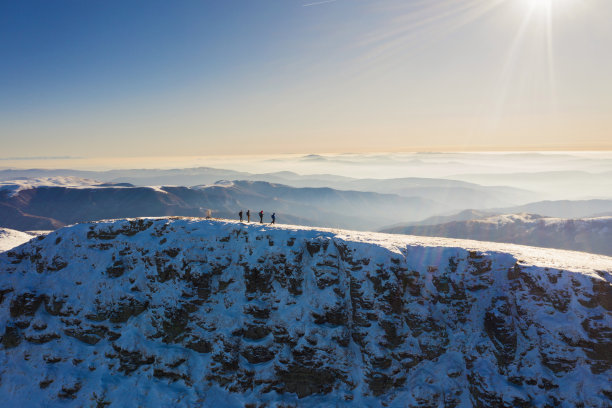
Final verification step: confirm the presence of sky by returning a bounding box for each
[1,0,612,161]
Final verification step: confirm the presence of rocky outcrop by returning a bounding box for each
[1,218,611,407]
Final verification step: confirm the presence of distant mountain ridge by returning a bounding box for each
[0,168,537,210]
[382,213,612,256]
[495,199,612,219]
[384,209,498,228]
[0,178,444,232]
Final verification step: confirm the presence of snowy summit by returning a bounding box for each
[0,218,611,406]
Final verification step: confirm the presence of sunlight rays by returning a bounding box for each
[359,0,508,62]
[356,0,581,124]
[492,0,569,123]
[544,0,557,111]
[492,3,537,126]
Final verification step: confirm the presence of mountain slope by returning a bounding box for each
[1,218,611,406]
[0,228,34,252]
[0,202,64,231]
[381,213,612,256]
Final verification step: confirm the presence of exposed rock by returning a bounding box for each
[86,219,153,240]
[105,298,149,323]
[241,345,275,364]
[25,332,61,344]
[10,293,44,317]
[64,326,107,345]
[112,344,155,374]
[1,325,22,348]
[276,365,341,398]
[483,297,517,367]
[58,382,82,399]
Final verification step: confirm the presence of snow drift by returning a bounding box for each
[1,218,611,407]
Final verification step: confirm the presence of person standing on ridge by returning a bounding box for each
[239,210,243,222]
[246,210,250,222]
[259,210,264,223]
[271,213,276,224]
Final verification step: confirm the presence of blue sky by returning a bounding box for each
[1,1,302,111]
[2,0,612,160]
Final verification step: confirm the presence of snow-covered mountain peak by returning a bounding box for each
[1,218,611,406]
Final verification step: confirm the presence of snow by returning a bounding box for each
[0,217,610,407]
[467,213,612,233]
[0,228,36,252]
[192,180,235,189]
[333,226,612,276]
[146,186,169,194]
[472,212,612,230]
[218,219,612,276]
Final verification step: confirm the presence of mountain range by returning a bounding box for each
[0,178,443,231]
[0,167,537,209]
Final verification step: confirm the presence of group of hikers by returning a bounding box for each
[239,209,276,224]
